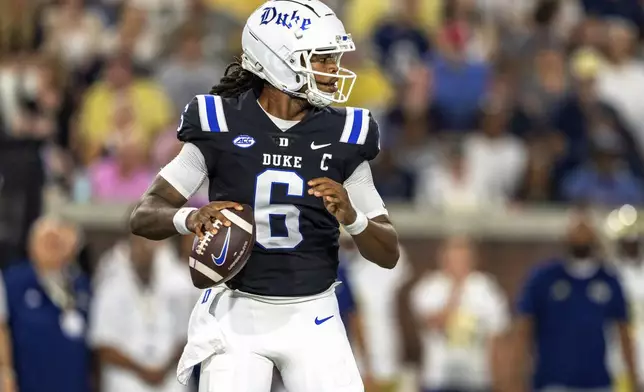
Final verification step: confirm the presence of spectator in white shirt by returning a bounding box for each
[89,234,194,392]
[415,143,497,212]
[411,236,510,392]
[464,104,528,203]
[596,18,644,157]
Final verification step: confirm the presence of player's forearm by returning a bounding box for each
[351,217,399,269]
[130,198,181,240]
[130,176,188,240]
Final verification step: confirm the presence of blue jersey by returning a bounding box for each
[177,90,381,296]
[3,262,91,392]
[517,260,628,390]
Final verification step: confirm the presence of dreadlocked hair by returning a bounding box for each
[210,59,264,98]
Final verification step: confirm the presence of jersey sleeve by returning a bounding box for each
[176,94,230,171]
[177,94,230,140]
[344,161,388,218]
[341,108,381,179]
[158,143,208,199]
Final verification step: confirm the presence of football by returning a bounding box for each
[189,205,255,289]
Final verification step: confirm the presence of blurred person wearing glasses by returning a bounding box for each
[514,214,639,392]
[89,233,194,392]
[0,216,91,392]
[411,235,510,392]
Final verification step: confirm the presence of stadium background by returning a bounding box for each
[2,0,644,391]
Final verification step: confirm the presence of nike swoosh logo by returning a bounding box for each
[314,315,334,325]
[211,228,231,266]
[310,142,331,150]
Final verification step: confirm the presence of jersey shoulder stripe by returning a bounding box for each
[196,94,229,133]
[340,107,370,145]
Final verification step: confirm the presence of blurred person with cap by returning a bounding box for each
[89,233,194,392]
[411,235,510,392]
[514,212,639,392]
[0,216,91,392]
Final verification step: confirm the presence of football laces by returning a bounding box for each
[195,231,215,256]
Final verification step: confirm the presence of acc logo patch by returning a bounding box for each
[233,135,256,148]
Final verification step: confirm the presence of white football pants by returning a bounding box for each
[198,287,364,392]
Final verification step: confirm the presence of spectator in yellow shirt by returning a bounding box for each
[341,50,394,112]
[76,54,172,165]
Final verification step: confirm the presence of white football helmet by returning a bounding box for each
[241,0,356,108]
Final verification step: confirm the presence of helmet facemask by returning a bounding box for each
[295,48,356,108]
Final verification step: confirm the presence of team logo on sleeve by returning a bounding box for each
[233,135,256,148]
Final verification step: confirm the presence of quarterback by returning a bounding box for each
[130,0,400,390]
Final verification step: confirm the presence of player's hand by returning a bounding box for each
[186,201,244,238]
[308,177,356,225]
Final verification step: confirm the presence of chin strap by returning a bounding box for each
[306,90,332,108]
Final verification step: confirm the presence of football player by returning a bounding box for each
[129,0,400,391]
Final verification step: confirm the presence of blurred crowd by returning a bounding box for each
[6,212,644,392]
[4,0,644,392]
[3,0,644,211]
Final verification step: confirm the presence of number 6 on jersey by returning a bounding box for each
[254,169,305,249]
